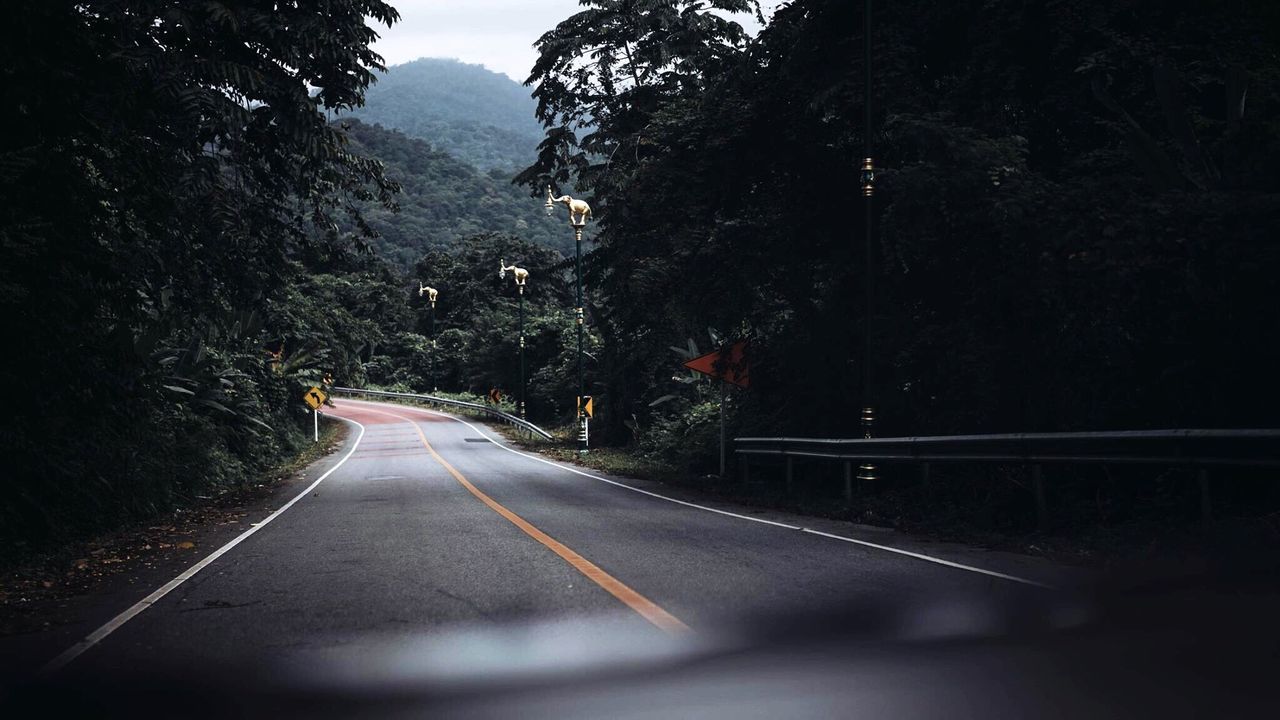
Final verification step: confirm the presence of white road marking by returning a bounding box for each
[798,529,1053,589]
[40,417,367,675]
[338,398,1056,590]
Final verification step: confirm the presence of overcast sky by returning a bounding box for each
[370,0,786,83]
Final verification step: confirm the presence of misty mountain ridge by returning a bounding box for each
[344,58,544,172]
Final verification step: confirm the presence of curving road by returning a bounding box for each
[37,397,1067,678]
[16,398,1280,718]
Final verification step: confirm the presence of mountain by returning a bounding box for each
[344,58,544,172]
[341,119,570,269]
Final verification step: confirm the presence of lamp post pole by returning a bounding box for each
[546,187,591,453]
[430,298,437,393]
[519,280,527,419]
[419,283,439,393]
[573,221,585,451]
[858,0,878,483]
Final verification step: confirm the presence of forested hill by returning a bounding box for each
[341,119,569,268]
[344,58,543,171]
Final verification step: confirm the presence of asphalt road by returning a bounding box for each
[53,399,1047,662]
[10,398,1279,718]
[18,398,1090,703]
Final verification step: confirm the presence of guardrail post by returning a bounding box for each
[1198,468,1212,527]
[785,456,794,497]
[1032,464,1047,533]
[843,461,853,502]
[742,455,750,484]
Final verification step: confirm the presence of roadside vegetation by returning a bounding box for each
[0,1,400,560]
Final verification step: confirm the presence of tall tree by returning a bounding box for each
[539,0,1280,448]
[515,0,761,441]
[0,0,399,551]
[516,0,761,202]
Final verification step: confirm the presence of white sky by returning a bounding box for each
[370,0,787,83]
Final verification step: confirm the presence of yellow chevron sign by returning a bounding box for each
[303,386,327,410]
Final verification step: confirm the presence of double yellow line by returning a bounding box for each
[359,405,689,635]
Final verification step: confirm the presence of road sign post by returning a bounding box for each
[303,386,328,443]
[542,187,592,452]
[719,381,726,478]
[577,395,593,451]
[682,344,749,479]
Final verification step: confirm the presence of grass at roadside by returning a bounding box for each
[280,412,349,477]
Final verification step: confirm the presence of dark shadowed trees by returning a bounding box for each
[0,0,399,552]
[518,0,1280,462]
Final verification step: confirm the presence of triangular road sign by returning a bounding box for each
[683,342,749,388]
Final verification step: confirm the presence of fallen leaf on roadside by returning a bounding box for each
[176,541,195,550]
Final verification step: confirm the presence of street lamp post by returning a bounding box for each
[519,283,525,419]
[499,260,529,418]
[858,0,878,483]
[545,187,592,453]
[419,283,439,392]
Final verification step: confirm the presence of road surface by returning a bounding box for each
[14,397,1136,716]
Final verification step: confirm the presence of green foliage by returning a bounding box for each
[639,400,722,473]
[265,248,414,390]
[337,119,569,268]
[512,0,1280,543]
[516,0,761,203]
[0,0,399,554]
[402,233,601,422]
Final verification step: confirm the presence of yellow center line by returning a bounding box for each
[354,404,690,635]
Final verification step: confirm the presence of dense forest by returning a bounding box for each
[3,0,1278,556]
[513,0,1280,530]
[0,1,401,555]
[340,119,570,267]
[344,58,544,171]
[517,0,1280,441]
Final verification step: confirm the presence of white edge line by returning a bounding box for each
[337,398,1056,590]
[39,416,367,676]
[798,529,1054,589]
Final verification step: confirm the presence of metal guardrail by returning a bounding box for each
[332,387,554,440]
[736,429,1280,529]
[736,430,1280,466]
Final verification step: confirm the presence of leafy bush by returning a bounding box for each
[639,401,723,474]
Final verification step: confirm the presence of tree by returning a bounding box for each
[537,0,1280,450]
[0,0,400,552]
[516,0,761,202]
[406,234,580,419]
